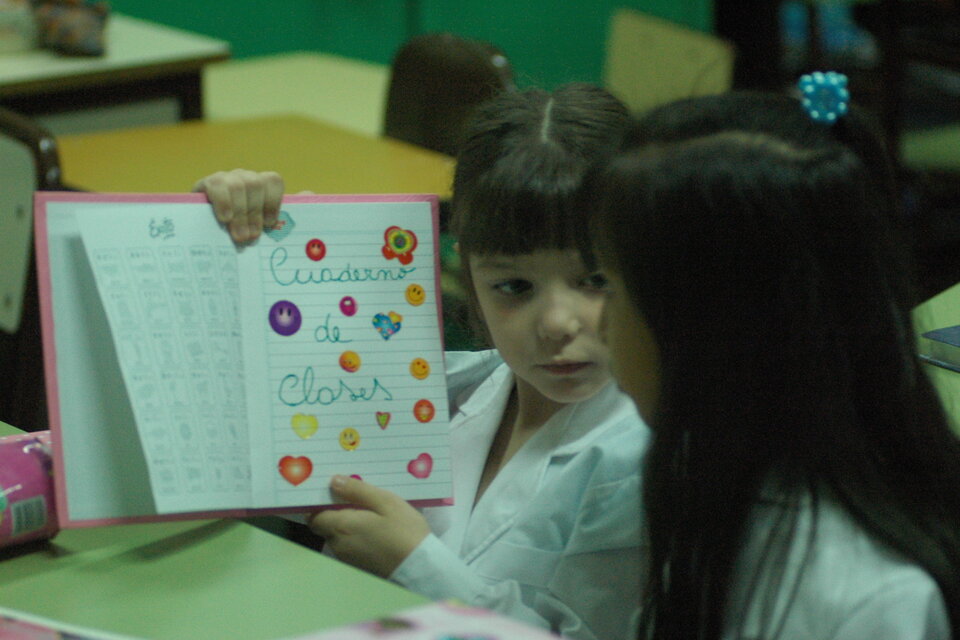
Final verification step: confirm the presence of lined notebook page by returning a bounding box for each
[238,198,450,508]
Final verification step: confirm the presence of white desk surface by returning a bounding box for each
[0,14,230,96]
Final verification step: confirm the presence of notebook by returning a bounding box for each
[35,192,452,527]
[920,324,960,373]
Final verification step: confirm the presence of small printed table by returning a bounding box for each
[0,14,230,128]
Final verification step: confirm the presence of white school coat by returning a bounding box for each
[390,350,650,640]
[724,488,951,640]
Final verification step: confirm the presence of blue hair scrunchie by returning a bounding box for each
[798,71,850,125]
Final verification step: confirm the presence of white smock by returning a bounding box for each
[723,488,951,639]
[390,350,650,640]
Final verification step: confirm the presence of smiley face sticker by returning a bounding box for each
[339,350,361,373]
[413,399,435,423]
[305,238,326,261]
[405,284,426,306]
[269,300,302,336]
[381,226,419,265]
[339,427,360,451]
[410,357,430,380]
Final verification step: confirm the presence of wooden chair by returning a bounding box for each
[0,106,65,431]
[382,32,514,157]
[382,33,511,350]
[603,8,734,115]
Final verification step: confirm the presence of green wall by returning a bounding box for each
[421,1,713,87]
[109,0,712,88]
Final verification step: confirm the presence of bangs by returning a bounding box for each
[451,149,590,256]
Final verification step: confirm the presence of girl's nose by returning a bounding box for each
[538,291,582,341]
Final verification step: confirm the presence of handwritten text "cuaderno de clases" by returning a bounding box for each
[269,248,416,286]
[278,366,393,406]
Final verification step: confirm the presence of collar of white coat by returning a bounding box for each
[445,351,641,562]
[447,349,638,459]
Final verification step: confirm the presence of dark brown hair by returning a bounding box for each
[585,92,960,639]
[450,83,630,258]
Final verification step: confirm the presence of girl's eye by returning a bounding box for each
[492,279,532,296]
[581,272,609,291]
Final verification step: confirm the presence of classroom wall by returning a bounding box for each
[107,0,712,88]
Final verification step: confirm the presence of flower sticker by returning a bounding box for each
[381,226,419,265]
[798,71,849,125]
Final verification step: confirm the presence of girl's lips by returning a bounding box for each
[540,362,590,375]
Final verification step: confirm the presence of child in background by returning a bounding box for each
[585,86,960,639]
[195,84,649,640]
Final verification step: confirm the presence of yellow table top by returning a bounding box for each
[56,114,455,197]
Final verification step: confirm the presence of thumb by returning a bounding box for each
[329,475,397,513]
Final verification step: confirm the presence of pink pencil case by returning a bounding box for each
[0,430,58,548]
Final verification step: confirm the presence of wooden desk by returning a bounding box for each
[0,420,427,639]
[56,115,454,196]
[0,14,229,130]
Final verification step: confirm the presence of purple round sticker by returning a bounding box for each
[269,300,302,336]
[339,296,357,317]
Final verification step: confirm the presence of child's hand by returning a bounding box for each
[192,169,284,244]
[308,475,430,577]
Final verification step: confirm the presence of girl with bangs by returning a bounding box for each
[194,83,650,640]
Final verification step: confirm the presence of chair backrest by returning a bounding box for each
[0,106,63,431]
[603,8,734,115]
[382,32,514,157]
[0,107,60,333]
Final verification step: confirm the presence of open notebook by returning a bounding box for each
[35,192,452,527]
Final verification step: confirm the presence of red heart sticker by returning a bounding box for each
[278,455,313,486]
[407,453,433,479]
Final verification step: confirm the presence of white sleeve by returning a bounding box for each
[389,474,643,640]
[831,576,951,640]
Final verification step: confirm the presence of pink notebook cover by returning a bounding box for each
[288,601,562,639]
[34,192,452,528]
